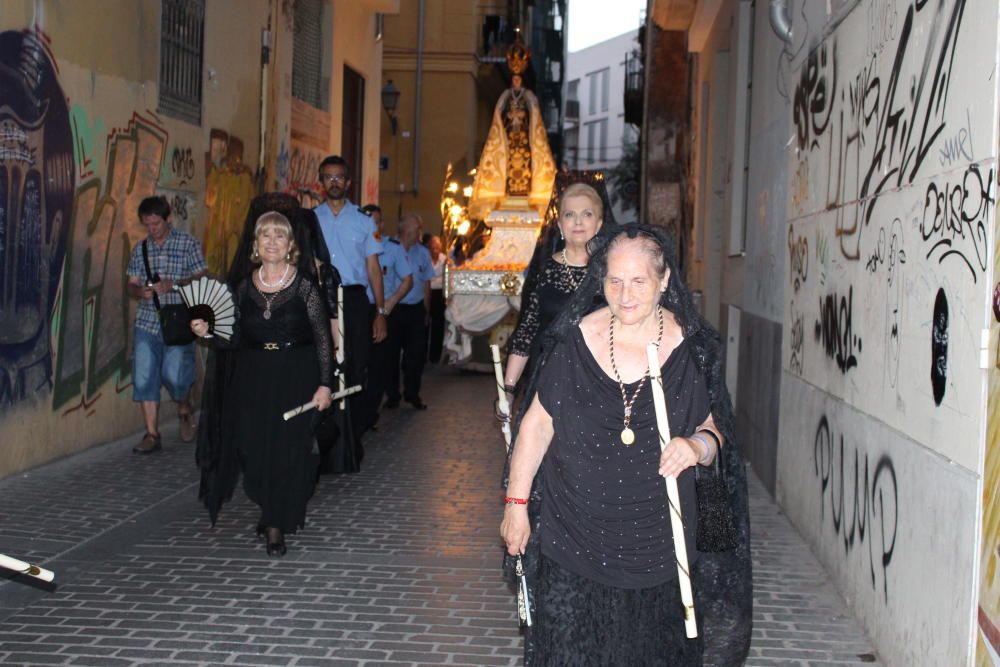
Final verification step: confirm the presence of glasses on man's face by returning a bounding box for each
[321,173,348,184]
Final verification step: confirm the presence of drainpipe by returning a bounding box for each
[769,0,793,44]
[412,0,425,196]
[258,16,271,191]
[638,0,653,223]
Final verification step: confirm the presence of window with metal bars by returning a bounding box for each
[293,0,326,110]
[158,0,205,125]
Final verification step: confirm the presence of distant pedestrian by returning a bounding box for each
[125,196,207,454]
[362,205,413,430]
[385,214,435,410]
[313,156,386,469]
[427,235,447,363]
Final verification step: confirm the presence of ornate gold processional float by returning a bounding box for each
[442,39,556,366]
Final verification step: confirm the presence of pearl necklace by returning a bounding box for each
[258,263,290,288]
[608,307,664,445]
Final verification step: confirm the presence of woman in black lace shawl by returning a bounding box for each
[192,210,333,556]
[503,174,618,400]
[501,224,751,665]
[196,194,342,525]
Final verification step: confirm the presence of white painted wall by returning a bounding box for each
[772,0,999,663]
[686,0,1000,660]
[563,30,639,223]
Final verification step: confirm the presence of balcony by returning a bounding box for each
[565,98,580,122]
[624,49,644,126]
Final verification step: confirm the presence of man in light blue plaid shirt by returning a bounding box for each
[126,196,207,453]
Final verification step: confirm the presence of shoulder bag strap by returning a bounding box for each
[140,239,162,311]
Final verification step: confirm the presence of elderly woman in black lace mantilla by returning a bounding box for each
[500,225,751,665]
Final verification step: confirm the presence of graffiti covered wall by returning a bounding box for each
[0,29,73,407]
[0,1,270,477]
[772,0,997,663]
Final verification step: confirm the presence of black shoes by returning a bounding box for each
[265,527,286,557]
[266,539,287,557]
[405,396,428,410]
[383,397,400,409]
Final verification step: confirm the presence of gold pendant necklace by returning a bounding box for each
[609,308,664,445]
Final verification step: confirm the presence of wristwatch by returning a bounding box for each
[377,306,387,316]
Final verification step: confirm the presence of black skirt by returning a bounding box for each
[532,555,703,666]
[227,344,320,532]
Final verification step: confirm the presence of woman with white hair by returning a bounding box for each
[501,224,751,665]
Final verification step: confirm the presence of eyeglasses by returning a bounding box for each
[321,173,348,184]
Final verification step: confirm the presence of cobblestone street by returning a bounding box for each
[0,369,881,666]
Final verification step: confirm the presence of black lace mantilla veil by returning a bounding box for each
[512,170,619,344]
[502,224,752,666]
[196,193,343,524]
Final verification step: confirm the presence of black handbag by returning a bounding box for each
[141,240,195,346]
[694,454,739,552]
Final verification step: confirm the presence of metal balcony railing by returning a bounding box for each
[624,49,644,127]
[565,98,580,121]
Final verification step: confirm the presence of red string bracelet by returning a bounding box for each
[504,496,528,505]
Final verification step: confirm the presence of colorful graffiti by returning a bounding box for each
[203,129,254,276]
[52,112,168,408]
[284,138,324,208]
[0,29,74,406]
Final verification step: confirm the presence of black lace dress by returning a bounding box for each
[223,274,333,533]
[509,257,588,360]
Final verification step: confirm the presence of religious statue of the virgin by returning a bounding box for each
[468,37,556,220]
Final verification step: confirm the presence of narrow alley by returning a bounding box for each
[1,370,878,666]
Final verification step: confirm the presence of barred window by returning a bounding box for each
[293,0,329,110]
[159,0,205,125]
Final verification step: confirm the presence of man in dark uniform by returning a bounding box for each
[385,213,435,410]
[314,156,387,452]
[362,205,412,431]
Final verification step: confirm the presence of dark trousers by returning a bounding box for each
[341,286,373,440]
[363,312,398,425]
[428,288,445,363]
[386,303,428,402]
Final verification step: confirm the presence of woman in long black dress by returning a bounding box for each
[503,182,610,397]
[501,225,751,665]
[192,211,333,556]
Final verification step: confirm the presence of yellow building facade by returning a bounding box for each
[379,0,507,233]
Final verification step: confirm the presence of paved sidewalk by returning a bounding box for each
[0,369,880,666]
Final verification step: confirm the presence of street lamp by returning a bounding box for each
[381,79,400,135]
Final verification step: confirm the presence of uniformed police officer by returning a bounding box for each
[314,156,387,450]
[361,205,413,431]
[385,214,436,410]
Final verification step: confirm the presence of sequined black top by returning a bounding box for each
[508,257,588,357]
[537,326,707,589]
